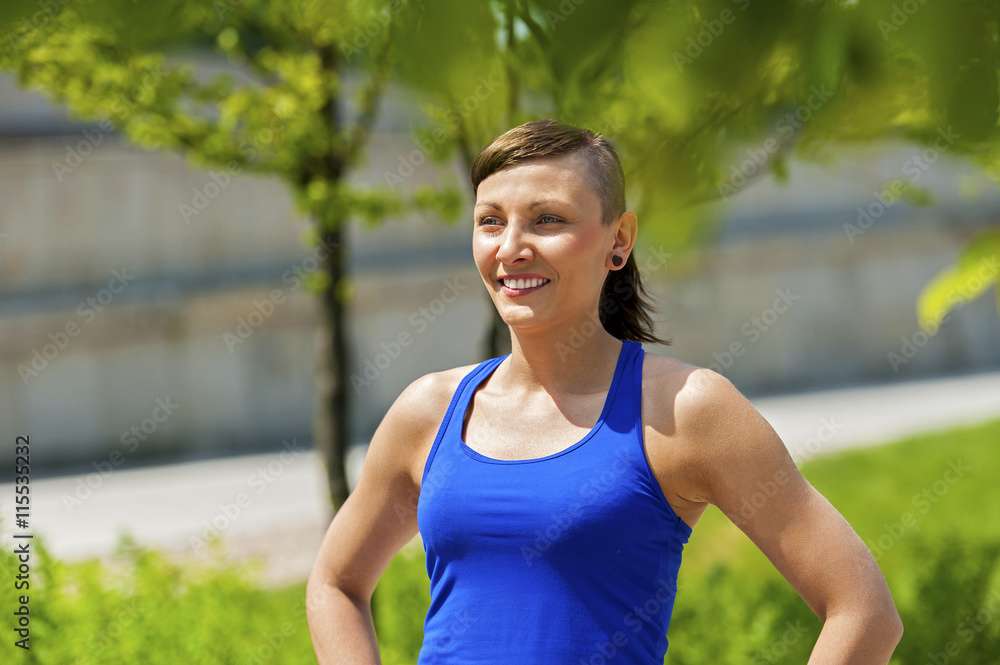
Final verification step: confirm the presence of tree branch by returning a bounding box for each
[345,21,392,165]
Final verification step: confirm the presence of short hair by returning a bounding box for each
[470,119,626,223]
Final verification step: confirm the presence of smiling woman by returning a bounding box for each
[470,121,668,348]
[306,120,904,665]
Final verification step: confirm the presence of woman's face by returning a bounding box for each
[473,151,616,336]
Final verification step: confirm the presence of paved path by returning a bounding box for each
[2,370,999,587]
[753,370,1000,462]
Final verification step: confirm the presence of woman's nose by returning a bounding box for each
[496,221,533,262]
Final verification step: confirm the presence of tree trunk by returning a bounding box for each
[313,222,382,628]
[313,224,351,514]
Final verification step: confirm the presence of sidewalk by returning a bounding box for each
[3,370,999,587]
[753,370,1000,461]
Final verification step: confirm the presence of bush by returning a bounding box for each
[0,531,314,665]
[891,536,1000,665]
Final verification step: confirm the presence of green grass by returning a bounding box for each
[2,417,998,664]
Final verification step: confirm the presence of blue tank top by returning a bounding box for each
[416,339,692,665]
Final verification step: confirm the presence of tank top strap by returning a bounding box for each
[421,354,507,487]
[622,339,693,537]
[600,339,642,433]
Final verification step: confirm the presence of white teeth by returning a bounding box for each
[503,277,548,289]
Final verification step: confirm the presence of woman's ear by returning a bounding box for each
[612,211,638,255]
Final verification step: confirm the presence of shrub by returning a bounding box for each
[0,530,314,664]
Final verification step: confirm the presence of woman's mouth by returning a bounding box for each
[498,277,550,296]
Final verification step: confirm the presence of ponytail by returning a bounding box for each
[598,252,671,346]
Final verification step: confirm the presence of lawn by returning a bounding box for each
[2,417,998,664]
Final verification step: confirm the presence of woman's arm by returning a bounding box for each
[668,368,903,664]
[306,372,453,664]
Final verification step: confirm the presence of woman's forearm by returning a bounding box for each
[306,578,382,665]
[806,608,903,665]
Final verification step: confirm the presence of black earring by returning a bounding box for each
[611,254,624,268]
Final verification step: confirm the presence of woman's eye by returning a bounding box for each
[475,216,558,228]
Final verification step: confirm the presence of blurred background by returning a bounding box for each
[0,1,999,663]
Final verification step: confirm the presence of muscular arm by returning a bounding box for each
[306,372,452,664]
[668,369,903,664]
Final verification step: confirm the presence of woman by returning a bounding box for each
[306,120,903,664]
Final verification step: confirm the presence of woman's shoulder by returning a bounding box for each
[374,362,484,483]
[641,348,728,395]
[390,361,484,428]
[640,350,773,511]
[640,349,756,439]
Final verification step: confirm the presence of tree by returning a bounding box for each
[0,0,459,512]
[391,0,1000,335]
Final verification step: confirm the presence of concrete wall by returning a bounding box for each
[662,227,1000,395]
[0,129,483,473]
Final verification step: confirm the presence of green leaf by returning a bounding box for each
[917,228,1000,331]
